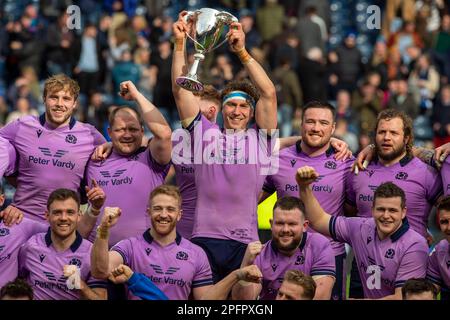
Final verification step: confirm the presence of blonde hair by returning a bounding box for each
[43,74,80,100]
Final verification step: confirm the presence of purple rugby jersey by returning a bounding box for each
[0,217,47,288]
[263,141,353,255]
[329,216,428,299]
[185,113,273,243]
[172,130,197,239]
[0,136,16,177]
[112,230,213,300]
[18,229,106,300]
[347,155,442,239]
[0,115,105,221]
[86,147,169,247]
[427,239,450,290]
[442,156,450,196]
[254,232,336,300]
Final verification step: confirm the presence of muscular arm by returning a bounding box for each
[313,276,335,300]
[171,14,200,127]
[79,283,107,300]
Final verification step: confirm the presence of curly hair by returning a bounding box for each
[43,74,80,101]
[374,109,414,156]
[220,80,260,104]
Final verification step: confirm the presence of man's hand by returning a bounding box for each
[242,241,262,266]
[435,142,450,167]
[0,205,24,227]
[86,179,106,212]
[118,80,140,101]
[295,166,319,188]
[173,11,190,40]
[91,142,113,161]
[108,264,134,284]
[227,22,245,53]
[330,137,352,161]
[352,144,375,175]
[236,265,263,283]
[99,207,121,229]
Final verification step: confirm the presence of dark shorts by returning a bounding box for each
[191,237,247,284]
[349,257,364,299]
[332,252,347,300]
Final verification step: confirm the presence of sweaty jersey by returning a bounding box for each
[0,217,47,288]
[18,229,106,300]
[0,114,105,220]
[263,142,353,255]
[254,232,336,300]
[330,216,428,299]
[347,155,442,239]
[112,230,213,300]
[86,147,169,246]
[186,113,273,243]
[0,136,16,177]
[427,239,450,291]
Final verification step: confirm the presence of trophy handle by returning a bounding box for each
[183,10,207,52]
[209,11,239,51]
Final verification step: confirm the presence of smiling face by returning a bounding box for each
[108,109,144,156]
[46,198,81,240]
[44,89,77,128]
[222,98,254,130]
[372,196,406,239]
[148,194,181,237]
[271,208,308,255]
[301,107,335,150]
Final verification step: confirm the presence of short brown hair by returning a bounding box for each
[221,80,260,104]
[437,195,450,214]
[283,270,316,300]
[43,74,80,101]
[302,100,336,120]
[402,278,438,300]
[374,109,414,155]
[373,182,406,209]
[108,106,144,128]
[273,196,305,219]
[1,278,33,300]
[149,185,182,208]
[194,85,221,106]
[47,189,80,210]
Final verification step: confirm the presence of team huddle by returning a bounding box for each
[0,12,450,301]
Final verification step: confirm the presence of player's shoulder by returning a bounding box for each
[400,227,428,251]
[432,238,449,253]
[72,120,101,134]
[23,231,46,249]
[9,115,39,127]
[305,232,332,250]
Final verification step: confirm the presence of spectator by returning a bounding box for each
[296,6,325,57]
[387,77,420,119]
[352,80,383,136]
[387,21,424,66]
[45,11,77,76]
[408,54,440,112]
[239,9,262,52]
[298,47,327,103]
[334,118,359,154]
[256,0,285,43]
[5,97,38,124]
[111,49,141,106]
[432,84,450,146]
[335,32,364,93]
[335,89,357,135]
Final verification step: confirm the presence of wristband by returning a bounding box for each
[236,48,253,65]
[87,205,101,218]
[96,226,109,240]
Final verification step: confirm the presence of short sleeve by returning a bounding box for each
[191,248,214,288]
[17,242,30,278]
[111,238,133,266]
[394,240,428,288]
[329,216,362,245]
[310,238,336,277]
[345,171,356,207]
[0,118,20,143]
[426,246,444,287]
[86,272,108,289]
[424,165,443,204]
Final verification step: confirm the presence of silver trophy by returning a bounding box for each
[176,8,238,92]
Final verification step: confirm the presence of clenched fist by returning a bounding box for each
[295,166,319,187]
[242,241,263,266]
